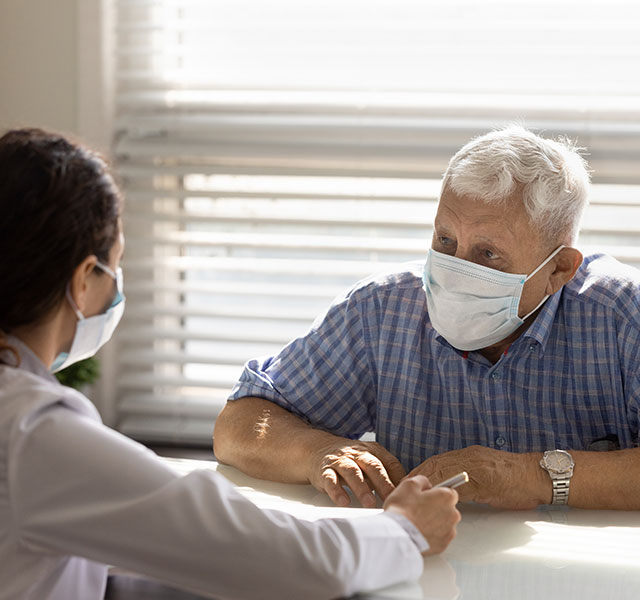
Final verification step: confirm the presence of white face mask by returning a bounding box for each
[51,261,125,373]
[422,246,565,351]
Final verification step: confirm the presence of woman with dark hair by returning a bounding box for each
[0,128,461,600]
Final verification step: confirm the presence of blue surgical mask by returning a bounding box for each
[51,261,125,373]
[422,246,564,351]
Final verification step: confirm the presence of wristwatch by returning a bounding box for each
[539,450,575,505]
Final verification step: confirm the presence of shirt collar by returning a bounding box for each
[1,334,61,385]
[520,288,563,354]
[431,287,563,357]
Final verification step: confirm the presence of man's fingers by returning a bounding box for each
[369,443,407,485]
[320,468,350,507]
[335,459,376,507]
[356,454,395,500]
[315,442,408,507]
[383,457,408,486]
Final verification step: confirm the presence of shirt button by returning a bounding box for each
[495,436,506,447]
[491,371,500,380]
[529,344,536,353]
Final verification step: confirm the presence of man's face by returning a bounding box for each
[431,186,557,319]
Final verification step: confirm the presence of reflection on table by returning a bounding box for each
[108,457,640,600]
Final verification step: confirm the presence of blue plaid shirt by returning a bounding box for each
[228,254,640,470]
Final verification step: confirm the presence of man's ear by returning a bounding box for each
[69,255,98,314]
[546,247,583,295]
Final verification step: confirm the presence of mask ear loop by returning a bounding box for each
[96,260,123,301]
[520,245,566,320]
[65,284,85,321]
[95,260,117,280]
[524,245,566,282]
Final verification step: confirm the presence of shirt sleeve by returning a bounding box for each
[228,290,377,439]
[9,404,423,600]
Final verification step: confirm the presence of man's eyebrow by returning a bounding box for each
[433,220,454,233]
[474,235,511,256]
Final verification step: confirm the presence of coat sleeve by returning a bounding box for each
[9,404,423,600]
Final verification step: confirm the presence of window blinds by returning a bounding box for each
[113,0,640,444]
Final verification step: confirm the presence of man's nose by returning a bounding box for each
[452,244,473,262]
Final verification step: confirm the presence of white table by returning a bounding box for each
[109,457,640,600]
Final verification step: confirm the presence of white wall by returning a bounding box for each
[0,0,115,421]
[0,0,112,152]
[0,0,79,136]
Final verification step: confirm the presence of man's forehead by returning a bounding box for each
[435,199,522,244]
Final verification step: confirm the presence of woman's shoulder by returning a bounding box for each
[0,365,101,442]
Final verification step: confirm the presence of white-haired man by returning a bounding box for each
[214,126,640,511]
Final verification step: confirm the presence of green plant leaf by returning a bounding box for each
[54,357,101,390]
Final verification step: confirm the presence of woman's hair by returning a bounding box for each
[441,125,591,246]
[0,128,122,363]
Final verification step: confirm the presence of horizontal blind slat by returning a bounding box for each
[117,416,217,445]
[118,350,264,368]
[118,325,295,345]
[122,303,323,322]
[118,372,240,390]
[120,394,226,419]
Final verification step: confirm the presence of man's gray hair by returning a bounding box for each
[442,125,591,245]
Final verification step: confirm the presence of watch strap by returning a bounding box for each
[551,476,571,505]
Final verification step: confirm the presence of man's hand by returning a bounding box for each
[308,440,407,507]
[406,445,550,509]
[384,475,461,555]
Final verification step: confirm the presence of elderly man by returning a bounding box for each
[214,126,640,511]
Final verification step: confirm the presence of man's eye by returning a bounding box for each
[439,236,453,246]
[484,249,497,260]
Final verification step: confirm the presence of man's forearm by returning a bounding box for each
[512,447,640,510]
[213,397,343,483]
[562,448,640,510]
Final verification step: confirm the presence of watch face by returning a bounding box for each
[546,451,572,472]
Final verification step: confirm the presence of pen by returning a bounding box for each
[433,471,469,489]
